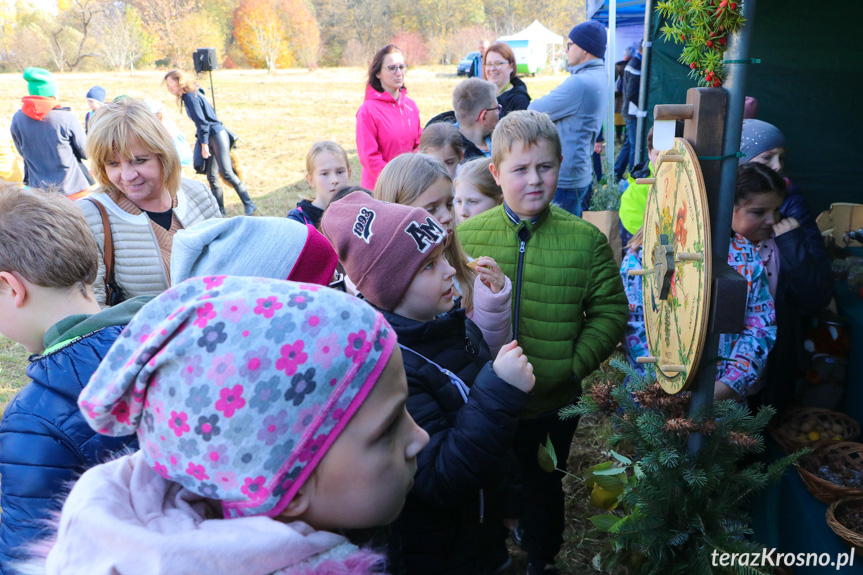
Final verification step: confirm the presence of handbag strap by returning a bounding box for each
[87,199,116,291]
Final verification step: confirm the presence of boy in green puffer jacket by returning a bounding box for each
[458,110,627,575]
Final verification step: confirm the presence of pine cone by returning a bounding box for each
[700,419,717,434]
[727,431,758,449]
[665,417,699,435]
[590,381,619,415]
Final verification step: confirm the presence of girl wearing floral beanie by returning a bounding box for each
[21,276,428,575]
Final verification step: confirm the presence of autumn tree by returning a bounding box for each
[234,0,319,72]
[95,4,153,71]
[283,0,319,69]
[234,0,288,72]
[45,0,108,72]
[129,0,201,65]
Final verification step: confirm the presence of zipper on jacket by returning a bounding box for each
[513,225,531,341]
[464,336,475,357]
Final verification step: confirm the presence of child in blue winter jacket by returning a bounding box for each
[0,185,145,573]
[322,192,534,575]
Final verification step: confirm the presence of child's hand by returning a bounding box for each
[475,257,506,294]
[493,340,535,393]
[773,217,799,237]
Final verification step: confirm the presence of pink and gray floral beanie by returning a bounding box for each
[79,275,397,519]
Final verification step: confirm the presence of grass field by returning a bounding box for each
[0,67,620,573]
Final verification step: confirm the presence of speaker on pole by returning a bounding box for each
[193,48,218,73]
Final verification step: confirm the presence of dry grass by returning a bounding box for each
[0,67,618,573]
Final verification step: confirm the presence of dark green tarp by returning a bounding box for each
[644,1,862,213]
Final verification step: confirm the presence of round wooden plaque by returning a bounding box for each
[641,138,712,393]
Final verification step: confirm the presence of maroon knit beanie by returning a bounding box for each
[320,191,447,310]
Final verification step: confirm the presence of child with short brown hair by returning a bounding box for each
[458,110,628,573]
[0,184,147,571]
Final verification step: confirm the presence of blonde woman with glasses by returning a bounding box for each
[483,42,531,118]
[356,45,422,190]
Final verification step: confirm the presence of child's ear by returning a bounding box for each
[279,481,314,520]
[489,162,502,186]
[0,271,27,308]
[305,172,314,188]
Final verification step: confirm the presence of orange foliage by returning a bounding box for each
[233,0,319,71]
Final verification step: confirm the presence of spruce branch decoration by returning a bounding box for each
[656,0,746,87]
[556,358,807,574]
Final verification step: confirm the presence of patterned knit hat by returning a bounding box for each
[319,192,447,311]
[171,217,338,287]
[79,276,396,519]
[739,119,785,164]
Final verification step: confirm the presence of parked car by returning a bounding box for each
[456,51,481,76]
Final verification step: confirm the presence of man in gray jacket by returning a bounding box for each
[529,21,608,217]
[10,67,91,197]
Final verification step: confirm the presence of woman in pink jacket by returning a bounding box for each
[356,45,422,189]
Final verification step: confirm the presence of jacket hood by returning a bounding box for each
[509,76,528,92]
[364,84,407,105]
[21,96,60,121]
[18,452,385,575]
[41,296,154,353]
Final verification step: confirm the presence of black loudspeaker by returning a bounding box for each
[193,48,218,73]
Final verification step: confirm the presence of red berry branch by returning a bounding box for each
[656,0,745,87]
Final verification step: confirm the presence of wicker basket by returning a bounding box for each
[796,442,863,503]
[827,496,863,554]
[767,407,859,453]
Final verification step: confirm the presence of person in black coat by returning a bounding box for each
[164,69,257,216]
[483,42,531,118]
[320,193,534,575]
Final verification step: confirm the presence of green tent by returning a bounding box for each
[643,1,861,213]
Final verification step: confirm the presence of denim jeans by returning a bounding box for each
[553,184,592,217]
[613,115,639,179]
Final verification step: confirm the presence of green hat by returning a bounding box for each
[23,67,58,98]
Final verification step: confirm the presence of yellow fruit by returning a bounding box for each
[807,431,821,441]
[833,436,842,440]
[589,484,620,511]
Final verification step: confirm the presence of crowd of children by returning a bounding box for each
[0,45,833,575]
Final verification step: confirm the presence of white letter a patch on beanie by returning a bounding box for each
[353,208,375,243]
[404,217,445,253]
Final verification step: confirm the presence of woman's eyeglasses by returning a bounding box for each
[384,64,408,73]
[484,61,510,70]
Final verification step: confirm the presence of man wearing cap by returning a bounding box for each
[529,21,608,217]
[84,85,106,134]
[10,67,91,198]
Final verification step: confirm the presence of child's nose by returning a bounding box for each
[406,416,429,458]
[442,259,456,280]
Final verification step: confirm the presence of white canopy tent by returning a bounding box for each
[498,21,565,75]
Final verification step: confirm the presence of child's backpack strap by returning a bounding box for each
[398,344,469,402]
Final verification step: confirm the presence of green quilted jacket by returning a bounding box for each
[458,204,628,418]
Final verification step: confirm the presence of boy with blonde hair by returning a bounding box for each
[452,77,501,162]
[0,184,145,570]
[458,110,628,575]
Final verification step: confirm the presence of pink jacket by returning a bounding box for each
[468,274,513,356]
[19,452,385,575]
[356,84,422,190]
